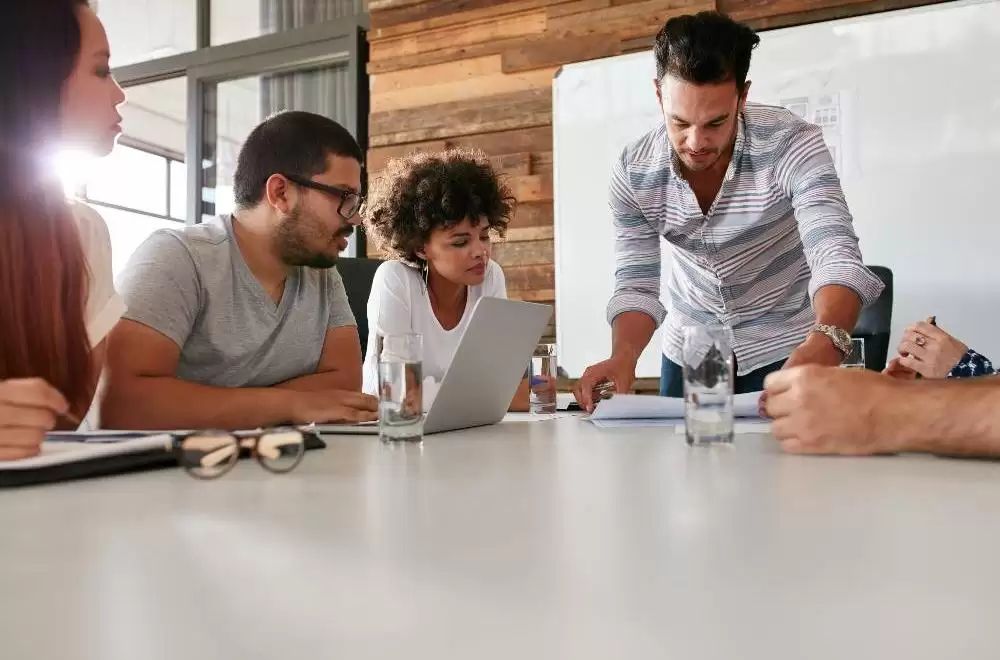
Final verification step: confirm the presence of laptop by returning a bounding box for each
[318,297,552,435]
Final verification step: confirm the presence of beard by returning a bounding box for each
[679,150,723,172]
[275,206,351,269]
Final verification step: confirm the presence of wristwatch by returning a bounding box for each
[810,324,852,358]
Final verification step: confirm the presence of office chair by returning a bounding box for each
[336,257,383,359]
[852,265,893,371]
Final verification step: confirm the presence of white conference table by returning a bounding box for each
[1,415,999,659]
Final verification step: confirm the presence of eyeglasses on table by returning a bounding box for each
[166,427,307,479]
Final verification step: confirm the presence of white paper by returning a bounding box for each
[591,418,678,429]
[588,391,763,422]
[503,412,578,423]
[45,430,160,444]
[0,434,173,471]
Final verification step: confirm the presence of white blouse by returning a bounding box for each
[362,259,508,399]
[71,201,126,430]
[71,201,126,347]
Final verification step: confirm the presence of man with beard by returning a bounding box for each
[102,111,378,430]
[574,11,884,411]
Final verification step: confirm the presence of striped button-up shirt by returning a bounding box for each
[607,103,884,375]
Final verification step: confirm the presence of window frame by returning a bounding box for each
[109,2,369,255]
[80,138,187,223]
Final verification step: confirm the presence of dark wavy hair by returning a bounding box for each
[364,149,516,266]
[654,11,760,92]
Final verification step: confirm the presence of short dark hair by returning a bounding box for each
[364,149,515,265]
[232,110,363,209]
[654,11,760,91]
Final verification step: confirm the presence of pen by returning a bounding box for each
[59,411,82,427]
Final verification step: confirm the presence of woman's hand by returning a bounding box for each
[892,321,968,379]
[0,379,69,460]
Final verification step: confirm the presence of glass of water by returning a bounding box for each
[377,333,424,443]
[842,337,866,370]
[682,325,734,446]
[529,343,558,414]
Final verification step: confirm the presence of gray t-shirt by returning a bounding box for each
[116,214,356,388]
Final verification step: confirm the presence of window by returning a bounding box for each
[79,143,188,276]
[87,145,170,218]
[211,0,364,46]
[97,0,198,67]
[97,2,367,257]
[65,78,189,277]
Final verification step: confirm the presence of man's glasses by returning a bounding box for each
[167,427,306,479]
[281,173,364,220]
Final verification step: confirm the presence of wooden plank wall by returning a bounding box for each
[365,0,947,348]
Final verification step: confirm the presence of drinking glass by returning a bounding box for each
[682,325,735,446]
[529,343,558,414]
[377,333,424,443]
[842,337,866,370]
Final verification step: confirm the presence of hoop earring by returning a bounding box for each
[422,261,429,285]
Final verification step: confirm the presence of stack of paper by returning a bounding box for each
[586,391,767,430]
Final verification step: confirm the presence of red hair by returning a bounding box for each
[0,0,95,415]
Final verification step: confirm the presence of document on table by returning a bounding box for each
[0,433,173,471]
[586,391,765,429]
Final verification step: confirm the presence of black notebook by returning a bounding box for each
[0,429,326,489]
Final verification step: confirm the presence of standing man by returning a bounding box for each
[574,11,883,410]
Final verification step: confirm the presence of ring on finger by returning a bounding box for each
[915,334,927,347]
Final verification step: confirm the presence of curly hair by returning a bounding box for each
[364,148,516,265]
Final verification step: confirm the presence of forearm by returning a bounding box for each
[101,376,296,431]
[878,377,1000,457]
[611,311,656,363]
[275,368,360,393]
[812,284,863,329]
[509,378,530,412]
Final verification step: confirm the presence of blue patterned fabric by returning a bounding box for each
[947,349,995,379]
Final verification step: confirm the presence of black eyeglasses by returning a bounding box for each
[167,427,306,479]
[281,173,364,220]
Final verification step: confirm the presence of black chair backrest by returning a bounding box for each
[852,265,893,371]
[336,257,383,359]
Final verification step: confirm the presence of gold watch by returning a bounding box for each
[810,324,852,358]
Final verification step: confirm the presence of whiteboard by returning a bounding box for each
[553,0,1000,378]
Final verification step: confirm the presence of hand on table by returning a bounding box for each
[784,332,845,370]
[891,321,967,379]
[572,354,637,414]
[291,390,379,424]
[759,332,844,417]
[0,378,69,461]
[763,366,903,455]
